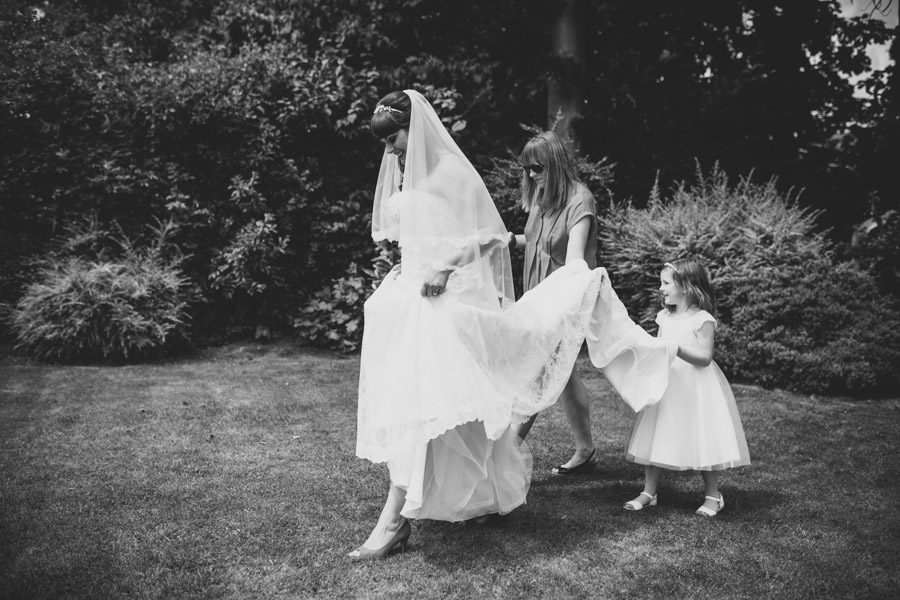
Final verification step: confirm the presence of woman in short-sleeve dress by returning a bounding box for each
[509,131,600,475]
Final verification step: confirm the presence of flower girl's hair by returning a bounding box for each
[662,258,716,313]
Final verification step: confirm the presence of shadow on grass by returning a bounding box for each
[4,346,900,600]
[406,476,786,563]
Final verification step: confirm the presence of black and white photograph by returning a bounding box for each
[1,1,898,598]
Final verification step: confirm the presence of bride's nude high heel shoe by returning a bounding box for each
[348,519,411,560]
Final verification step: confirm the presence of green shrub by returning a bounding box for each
[600,164,900,396]
[9,219,190,363]
[207,210,291,332]
[848,208,900,300]
[718,260,900,395]
[295,242,399,353]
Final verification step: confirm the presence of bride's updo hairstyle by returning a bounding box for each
[370,91,412,139]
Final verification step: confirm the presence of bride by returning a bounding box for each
[350,89,672,559]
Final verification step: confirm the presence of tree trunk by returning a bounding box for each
[548,0,587,154]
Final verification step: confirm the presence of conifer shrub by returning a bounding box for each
[718,259,900,395]
[9,219,190,363]
[600,165,900,396]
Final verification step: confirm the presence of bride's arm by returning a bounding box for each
[420,155,509,296]
[420,236,508,296]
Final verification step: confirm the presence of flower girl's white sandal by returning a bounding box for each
[623,491,657,511]
[695,494,724,517]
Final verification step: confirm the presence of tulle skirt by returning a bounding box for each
[626,360,751,471]
[388,422,533,521]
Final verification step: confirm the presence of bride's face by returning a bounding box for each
[382,128,409,162]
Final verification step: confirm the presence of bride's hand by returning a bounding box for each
[421,269,451,297]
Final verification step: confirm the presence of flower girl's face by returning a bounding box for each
[659,269,686,309]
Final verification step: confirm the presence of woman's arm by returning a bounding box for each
[508,233,525,250]
[565,216,591,264]
[673,321,715,367]
[421,236,507,296]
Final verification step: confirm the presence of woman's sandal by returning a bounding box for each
[623,491,657,511]
[695,493,724,517]
[551,448,597,476]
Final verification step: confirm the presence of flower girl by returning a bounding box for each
[623,258,750,516]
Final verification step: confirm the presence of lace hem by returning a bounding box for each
[509,272,602,420]
[373,230,399,243]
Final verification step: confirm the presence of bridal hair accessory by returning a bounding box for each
[370,89,515,304]
[374,104,401,114]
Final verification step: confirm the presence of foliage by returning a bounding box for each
[600,164,825,325]
[1,0,895,343]
[600,164,900,395]
[718,259,900,396]
[847,206,900,300]
[577,0,895,234]
[294,241,399,353]
[8,217,190,363]
[207,208,291,334]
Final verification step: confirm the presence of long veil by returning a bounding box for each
[358,90,675,466]
[371,89,514,305]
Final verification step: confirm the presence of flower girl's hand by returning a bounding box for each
[665,340,679,359]
[421,269,451,297]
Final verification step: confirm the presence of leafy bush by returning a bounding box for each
[9,219,190,363]
[600,164,900,396]
[718,259,900,395]
[848,208,900,300]
[207,209,291,332]
[295,242,399,353]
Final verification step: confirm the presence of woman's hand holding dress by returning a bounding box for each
[421,269,451,297]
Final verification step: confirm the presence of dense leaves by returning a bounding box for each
[578,0,895,236]
[1,0,897,390]
[720,259,900,396]
[600,165,900,395]
[294,241,399,353]
[9,218,190,362]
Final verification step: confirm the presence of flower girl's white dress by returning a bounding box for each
[626,309,750,471]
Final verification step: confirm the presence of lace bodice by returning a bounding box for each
[381,191,489,293]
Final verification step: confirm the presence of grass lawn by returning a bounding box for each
[1,342,899,600]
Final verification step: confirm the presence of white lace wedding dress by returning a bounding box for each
[356,89,671,522]
[356,191,671,521]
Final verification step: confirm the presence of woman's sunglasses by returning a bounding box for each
[522,164,544,174]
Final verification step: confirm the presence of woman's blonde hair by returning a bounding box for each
[662,257,716,314]
[519,131,581,212]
